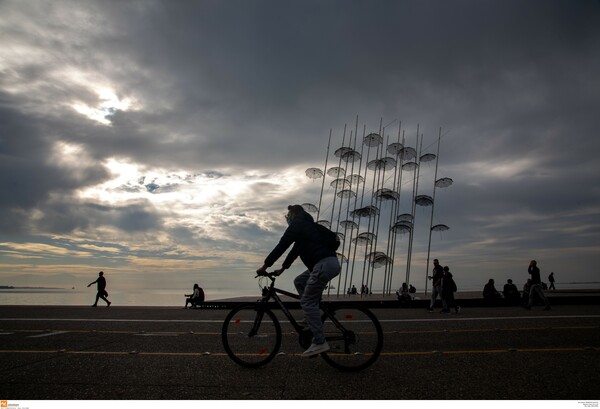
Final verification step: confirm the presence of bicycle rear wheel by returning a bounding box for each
[222,303,281,368]
[320,304,383,371]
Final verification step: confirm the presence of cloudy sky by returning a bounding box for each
[1,0,599,298]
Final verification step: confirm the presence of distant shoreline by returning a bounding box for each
[0,286,66,290]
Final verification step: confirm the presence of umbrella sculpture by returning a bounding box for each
[302,120,452,298]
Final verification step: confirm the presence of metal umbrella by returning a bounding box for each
[367,157,397,171]
[387,142,404,156]
[391,221,413,234]
[401,147,417,161]
[420,153,437,162]
[435,177,453,188]
[367,251,392,268]
[335,147,362,163]
[302,203,318,213]
[431,224,449,232]
[330,178,350,190]
[363,133,383,147]
[305,168,323,179]
[340,220,359,230]
[402,162,418,171]
[334,147,354,158]
[327,167,345,178]
[415,195,434,206]
[375,188,399,201]
[346,174,364,186]
[350,205,380,218]
[397,213,413,222]
[337,189,356,199]
[353,232,376,245]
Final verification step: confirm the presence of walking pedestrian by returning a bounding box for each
[427,259,444,312]
[548,272,556,290]
[87,271,111,307]
[441,266,460,314]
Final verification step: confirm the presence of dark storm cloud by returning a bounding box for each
[83,0,600,172]
[33,200,163,234]
[0,96,112,234]
[1,0,600,288]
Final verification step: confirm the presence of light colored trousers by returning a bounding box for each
[430,285,441,308]
[528,284,550,307]
[294,256,340,344]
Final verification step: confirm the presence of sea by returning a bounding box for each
[0,287,248,307]
[0,282,598,307]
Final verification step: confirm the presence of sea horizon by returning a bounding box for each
[1,281,599,307]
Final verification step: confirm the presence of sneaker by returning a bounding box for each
[543,305,551,311]
[523,305,531,310]
[427,307,434,312]
[107,302,111,307]
[302,342,330,358]
[297,318,309,327]
[456,306,461,314]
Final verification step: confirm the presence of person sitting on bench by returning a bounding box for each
[184,283,205,309]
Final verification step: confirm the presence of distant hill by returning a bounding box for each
[0,285,65,290]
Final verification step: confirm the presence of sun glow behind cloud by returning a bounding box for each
[79,158,312,235]
[72,87,135,125]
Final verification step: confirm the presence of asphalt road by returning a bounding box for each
[1,304,599,400]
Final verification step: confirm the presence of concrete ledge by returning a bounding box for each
[191,291,600,310]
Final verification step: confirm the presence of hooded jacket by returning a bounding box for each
[264,209,336,271]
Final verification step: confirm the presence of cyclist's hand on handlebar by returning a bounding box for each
[256,265,268,276]
[273,268,285,276]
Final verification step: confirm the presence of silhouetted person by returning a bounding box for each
[503,279,521,305]
[88,271,110,307]
[427,259,444,312]
[185,283,205,309]
[548,272,556,290]
[396,282,412,308]
[483,279,501,306]
[409,284,416,294]
[441,266,460,314]
[256,204,340,358]
[524,260,550,310]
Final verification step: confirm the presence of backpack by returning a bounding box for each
[315,223,341,251]
[450,277,457,293]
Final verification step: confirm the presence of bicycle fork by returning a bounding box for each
[248,306,266,338]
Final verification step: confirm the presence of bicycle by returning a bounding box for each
[221,271,383,371]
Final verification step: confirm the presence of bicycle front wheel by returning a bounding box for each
[222,303,281,368]
[320,304,383,371]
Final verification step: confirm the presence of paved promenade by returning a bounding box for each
[1,289,599,400]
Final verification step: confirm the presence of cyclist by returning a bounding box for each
[256,204,340,357]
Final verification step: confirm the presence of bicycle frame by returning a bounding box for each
[251,273,353,350]
[250,274,306,336]
[223,272,383,371]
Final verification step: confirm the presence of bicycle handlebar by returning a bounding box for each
[255,271,277,279]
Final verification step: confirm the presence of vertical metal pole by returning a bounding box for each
[424,127,442,296]
[316,129,332,221]
[406,126,421,287]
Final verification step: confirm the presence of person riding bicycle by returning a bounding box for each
[256,204,341,357]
